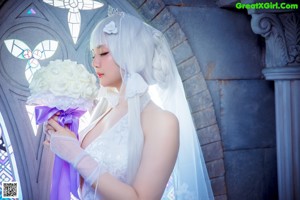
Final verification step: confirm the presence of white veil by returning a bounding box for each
[90,12,214,200]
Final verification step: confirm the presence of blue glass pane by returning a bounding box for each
[0,113,22,199]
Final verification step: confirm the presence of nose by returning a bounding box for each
[92,57,100,68]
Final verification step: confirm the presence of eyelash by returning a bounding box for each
[100,52,109,56]
[91,51,109,59]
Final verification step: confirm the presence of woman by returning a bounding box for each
[46,12,214,200]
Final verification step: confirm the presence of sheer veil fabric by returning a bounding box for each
[90,12,214,200]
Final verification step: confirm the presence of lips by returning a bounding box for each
[97,73,104,78]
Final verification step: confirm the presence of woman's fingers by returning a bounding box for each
[47,119,77,138]
[43,115,77,147]
[43,129,53,147]
[54,112,60,116]
[43,140,50,147]
[51,115,59,121]
[48,119,65,132]
[46,123,55,131]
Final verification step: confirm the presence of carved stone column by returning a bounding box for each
[251,11,300,200]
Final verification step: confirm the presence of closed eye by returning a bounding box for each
[100,52,109,56]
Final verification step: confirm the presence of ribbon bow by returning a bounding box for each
[125,73,148,98]
[35,106,86,200]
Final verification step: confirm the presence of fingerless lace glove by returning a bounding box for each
[50,134,105,185]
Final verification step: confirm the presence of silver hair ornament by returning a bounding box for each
[107,5,124,17]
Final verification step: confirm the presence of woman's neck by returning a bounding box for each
[115,85,128,109]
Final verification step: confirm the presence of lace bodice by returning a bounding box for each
[79,113,129,200]
[77,94,177,200]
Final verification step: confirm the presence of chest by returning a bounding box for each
[81,108,127,149]
[84,114,129,181]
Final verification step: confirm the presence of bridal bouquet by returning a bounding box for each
[27,59,98,200]
[27,59,98,110]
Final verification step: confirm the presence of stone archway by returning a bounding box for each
[126,0,227,199]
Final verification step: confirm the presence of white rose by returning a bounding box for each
[67,82,82,99]
[49,79,69,96]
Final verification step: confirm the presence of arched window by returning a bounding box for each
[0,112,22,199]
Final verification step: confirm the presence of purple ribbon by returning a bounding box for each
[35,106,86,200]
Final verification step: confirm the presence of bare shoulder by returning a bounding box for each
[133,102,179,199]
[141,102,179,138]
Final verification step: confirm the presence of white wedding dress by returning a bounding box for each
[79,112,130,200]
[78,97,175,200]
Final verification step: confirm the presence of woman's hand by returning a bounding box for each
[42,112,85,166]
[43,113,77,146]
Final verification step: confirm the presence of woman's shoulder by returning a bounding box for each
[141,102,179,137]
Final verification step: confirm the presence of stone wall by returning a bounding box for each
[128,0,278,199]
[168,2,278,200]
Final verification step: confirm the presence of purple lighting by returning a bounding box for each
[27,8,36,15]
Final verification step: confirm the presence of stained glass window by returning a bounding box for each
[43,0,104,44]
[4,39,59,136]
[4,39,58,82]
[27,8,36,15]
[0,112,22,199]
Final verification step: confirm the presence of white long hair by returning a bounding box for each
[90,13,176,183]
[90,13,214,199]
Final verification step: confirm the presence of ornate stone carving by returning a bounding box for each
[250,8,300,200]
[251,12,300,67]
[281,13,300,65]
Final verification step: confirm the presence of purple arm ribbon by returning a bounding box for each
[35,106,86,200]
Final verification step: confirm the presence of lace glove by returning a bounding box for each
[49,132,105,186]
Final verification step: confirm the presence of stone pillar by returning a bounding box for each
[251,10,300,200]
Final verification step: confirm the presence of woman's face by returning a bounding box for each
[92,45,122,89]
